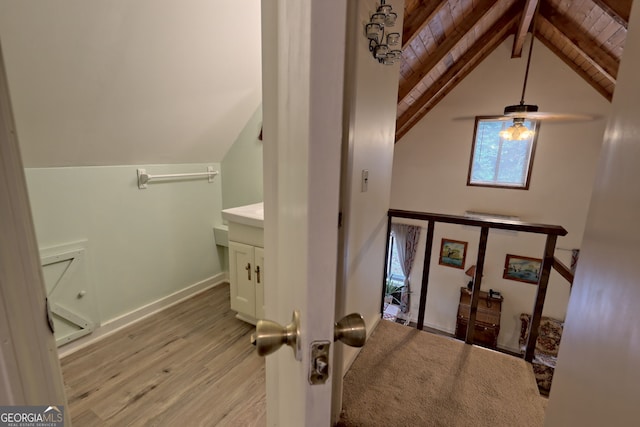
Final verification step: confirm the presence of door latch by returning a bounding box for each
[309,340,331,385]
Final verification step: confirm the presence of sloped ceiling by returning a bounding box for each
[0,1,262,167]
[396,0,631,140]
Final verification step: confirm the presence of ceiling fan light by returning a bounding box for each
[518,129,534,139]
[499,128,514,140]
[500,121,534,141]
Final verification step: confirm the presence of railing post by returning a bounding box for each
[416,221,435,330]
[466,227,489,345]
[380,214,393,316]
[525,234,558,361]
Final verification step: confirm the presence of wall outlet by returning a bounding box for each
[361,169,369,192]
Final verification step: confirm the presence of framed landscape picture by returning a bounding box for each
[503,254,542,284]
[439,238,468,269]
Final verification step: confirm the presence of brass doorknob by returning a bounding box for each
[334,313,366,347]
[251,310,301,360]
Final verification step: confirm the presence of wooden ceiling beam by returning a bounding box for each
[511,0,539,58]
[398,0,498,104]
[591,0,631,28]
[396,7,520,141]
[539,2,619,80]
[535,29,613,101]
[402,0,448,48]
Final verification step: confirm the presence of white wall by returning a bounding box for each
[340,0,404,369]
[0,0,262,167]
[25,164,224,325]
[221,104,263,210]
[392,35,611,351]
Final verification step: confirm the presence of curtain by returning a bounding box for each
[391,223,421,314]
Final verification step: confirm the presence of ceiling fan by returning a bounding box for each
[455,6,598,135]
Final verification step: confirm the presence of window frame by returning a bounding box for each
[466,115,540,190]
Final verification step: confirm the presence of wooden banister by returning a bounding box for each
[388,209,567,236]
[525,234,557,362]
[385,209,567,360]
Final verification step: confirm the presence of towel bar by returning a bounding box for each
[137,166,218,189]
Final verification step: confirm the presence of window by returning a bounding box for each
[467,116,539,189]
[385,234,405,306]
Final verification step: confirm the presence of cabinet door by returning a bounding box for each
[254,247,265,320]
[229,242,255,316]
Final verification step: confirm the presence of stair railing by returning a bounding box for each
[383,209,568,362]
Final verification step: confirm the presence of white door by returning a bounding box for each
[0,39,68,412]
[544,4,640,426]
[261,1,347,426]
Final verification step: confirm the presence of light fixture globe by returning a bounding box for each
[499,117,535,141]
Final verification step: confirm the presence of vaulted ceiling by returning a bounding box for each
[396,0,631,140]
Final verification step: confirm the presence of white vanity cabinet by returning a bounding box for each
[221,203,265,325]
[229,241,264,323]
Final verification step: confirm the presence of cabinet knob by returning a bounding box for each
[255,265,261,284]
[245,263,251,280]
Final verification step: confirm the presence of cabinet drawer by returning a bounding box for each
[455,318,499,348]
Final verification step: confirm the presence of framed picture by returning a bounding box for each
[503,254,542,284]
[439,238,468,269]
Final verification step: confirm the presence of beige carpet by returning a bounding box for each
[339,320,546,427]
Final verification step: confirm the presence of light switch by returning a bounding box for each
[361,169,369,192]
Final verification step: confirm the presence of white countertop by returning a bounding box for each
[221,202,264,228]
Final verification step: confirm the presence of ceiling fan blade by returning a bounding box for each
[504,111,601,122]
[453,112,602,122]
[451,115,513,122]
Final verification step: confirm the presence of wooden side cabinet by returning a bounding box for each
[455,287,503,348]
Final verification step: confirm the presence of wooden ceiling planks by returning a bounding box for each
[398,0,498,103]
[541,24,615,89]
[399,0,515,108]
[396,4,521,140]
[591,0,631,27]
[402,0,448,47]
[539,2,619,78]
[395,0,629,141]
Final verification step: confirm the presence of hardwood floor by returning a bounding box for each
[60,283,266,426]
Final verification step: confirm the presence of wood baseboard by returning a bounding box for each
[58,272,229,359]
